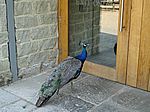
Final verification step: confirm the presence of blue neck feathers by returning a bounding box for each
[75,47,87,63]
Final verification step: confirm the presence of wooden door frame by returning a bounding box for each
[58,0,68,62]
[58,0,131,83]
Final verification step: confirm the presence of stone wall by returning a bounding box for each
[69,0,100,57]
[0,0,58,86]
[14,0,58,78]
[0,0,11,86]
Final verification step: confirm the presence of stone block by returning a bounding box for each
[1,74,12,86]
[112,88,150,112]
[17,41,38,57]
[87,5,93,12]
[0,5,7,32]
[49,24,58,37]
[61,75,124,105]
[84,12,92,21]
[0,32,8,45]
[0,0,5,4]
[93,36,100,45]
[69,35,76,43]
[14,2,32,16]
[2,44,8,59]
[74,32,85,42]
[32,41,39,52]
[3,72,49,104]
[0,59,10,72]
[69,14,84,24]
[18,56,28,68]
[0,17,7,32]
[0,89,20,108]
[49,49,59,59]
[94,18,100,27]
[85,29,92,39]
[49,0,57,11]
[93,27,100,37]
[16,29,31,43]
[15,15,38,29]
[17,42,31,57]
[89,101,134,112]
[38,13,57,25]
[0,4,6,17]
[33,1,49,14]
[38,38,56,51]
[45,94,94,112]
[69,1,80,14]
[18,64,41,78]
[31,26,50,40]
[0,100,36,112]
[94,10,101,18]
[84,20,92,30]
[75,23,84,33]
[69,24,75,35]
[28,51,48,66]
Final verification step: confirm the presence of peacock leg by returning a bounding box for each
[71,81,74,90]
[56,89,59,95]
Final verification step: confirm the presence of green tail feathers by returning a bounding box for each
[36,75,61,107]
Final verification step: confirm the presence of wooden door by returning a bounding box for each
[126,0,150,91]
[82,0,132,83]
[58,0,131,83]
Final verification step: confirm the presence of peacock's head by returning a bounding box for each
[79,41,89,48]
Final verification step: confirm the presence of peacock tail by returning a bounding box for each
[36,69,61,107]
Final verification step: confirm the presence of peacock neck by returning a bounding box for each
[75,47,87,63]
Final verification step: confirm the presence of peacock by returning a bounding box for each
[35,43,88,107]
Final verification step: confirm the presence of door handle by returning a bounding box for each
[120,0,124,32]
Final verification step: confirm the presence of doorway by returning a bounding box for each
[58,0,131,83]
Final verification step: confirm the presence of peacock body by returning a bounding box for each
[36,43,88,107]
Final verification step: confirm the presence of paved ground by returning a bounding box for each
[1,71,150,112]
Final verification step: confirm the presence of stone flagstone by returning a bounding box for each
[0,88,20,108]
[0,100,36,112]
[61,75,124,105]
[3,73,49,104]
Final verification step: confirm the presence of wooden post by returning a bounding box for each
[116,0,132,84]
[58,0,68,62]
[136,0,150,91]
[126,0,144,87]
